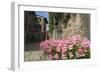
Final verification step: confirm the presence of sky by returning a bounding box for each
[35,11,49,21]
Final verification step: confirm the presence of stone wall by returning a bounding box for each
[50,13,90,39]
[62,13,90,39]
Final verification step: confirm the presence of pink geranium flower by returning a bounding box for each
[61,47,67,53]
[40,35,90,60]
[78,48,84,54]
[81,38,90,48]
[56,47,61,52]
[61,53,66,60]
[48,54,53,60]
[53,54,59,60]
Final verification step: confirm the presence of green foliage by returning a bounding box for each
[48,13,54,33]
[48,12,71,34]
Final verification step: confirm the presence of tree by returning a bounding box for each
[48,12,71,39]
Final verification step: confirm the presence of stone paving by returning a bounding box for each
[24,43,48,61]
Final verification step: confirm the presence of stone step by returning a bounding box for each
[24,51,48,61]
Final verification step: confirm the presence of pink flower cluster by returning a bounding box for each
[40,35,90,60]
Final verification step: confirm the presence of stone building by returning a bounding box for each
[24,11,48,44]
